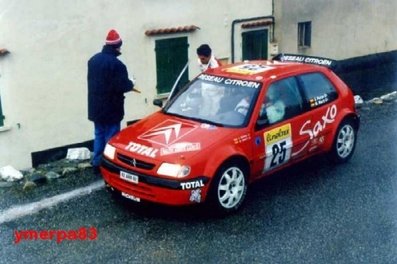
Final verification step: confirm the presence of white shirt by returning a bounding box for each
[198,55,220,72]
[266,100,285,124]
[234,97,250,116]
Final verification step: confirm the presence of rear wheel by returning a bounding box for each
[208,163,248,214]
[330,119,357,163]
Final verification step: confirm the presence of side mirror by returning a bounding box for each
[153,99,163,108]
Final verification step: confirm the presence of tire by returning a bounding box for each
[330,119,357,163]
[208,163,248,214]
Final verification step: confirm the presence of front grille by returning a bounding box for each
[102,158,210,190]
[117,153,155,170]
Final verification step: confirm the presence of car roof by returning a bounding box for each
[205,60,328,82]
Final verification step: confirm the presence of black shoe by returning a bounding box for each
[93,166,101,176]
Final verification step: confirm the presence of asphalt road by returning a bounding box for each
[0,100,396,264]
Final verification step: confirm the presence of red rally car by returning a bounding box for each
[101,54,359,214]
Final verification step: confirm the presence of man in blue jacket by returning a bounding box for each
[87,29,137,173]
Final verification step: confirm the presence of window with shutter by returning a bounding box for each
[155,37,189,95]
[242,29,268,61]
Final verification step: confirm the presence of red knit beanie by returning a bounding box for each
[105,29,122,46]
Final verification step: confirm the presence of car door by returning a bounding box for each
[251,76,312,179]
[296,72,339,154]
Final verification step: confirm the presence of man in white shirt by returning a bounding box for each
[259,85,286,124]
[235,96,251,116]
[196,44,220,72]
[199,82,224,116]
[266,100,285,124]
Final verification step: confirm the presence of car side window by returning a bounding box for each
[298,72,338,108]
[258,77,303,126]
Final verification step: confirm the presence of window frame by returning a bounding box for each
[0,94,4,127]
[297,72,339,109]
[298,21,312,48]
[258,76,304,127]
[242,29,269,60]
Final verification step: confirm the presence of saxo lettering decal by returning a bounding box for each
[300,104,337,139]
[292,104,338,157]
[264,123,293,171]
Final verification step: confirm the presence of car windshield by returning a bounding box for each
[164,74,261,127]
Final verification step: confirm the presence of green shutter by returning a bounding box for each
[155,37,189,94]
[0,95,3,127]
[242,29,268,61]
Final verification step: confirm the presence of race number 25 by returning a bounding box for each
[270,141,287,167]
[264,124,293,171]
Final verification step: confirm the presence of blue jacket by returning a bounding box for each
[87,45,133,123]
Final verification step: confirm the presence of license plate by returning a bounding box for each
[121,192,140,202]
[120,171,139,184]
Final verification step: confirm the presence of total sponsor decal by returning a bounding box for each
[125,141,158,158]
[264,123,293,171]
[293,104,337,156]
[180,179,205,190]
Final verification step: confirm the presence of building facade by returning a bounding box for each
[274,0,397,59]
[0,0,274,169]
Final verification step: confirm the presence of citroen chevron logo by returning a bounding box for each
[142,124,181,145]
[138,120,197,147]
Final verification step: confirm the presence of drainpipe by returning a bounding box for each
[231,15,275,63]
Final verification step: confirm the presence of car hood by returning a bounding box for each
[110,112,235,162]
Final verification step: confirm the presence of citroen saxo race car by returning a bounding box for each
[101,54,359,214]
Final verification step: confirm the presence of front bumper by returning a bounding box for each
[101,158,211,206]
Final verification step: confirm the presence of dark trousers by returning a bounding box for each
[92,122,120,167]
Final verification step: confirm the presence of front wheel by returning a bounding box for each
[329,119,357,163]
[208,163,248,214]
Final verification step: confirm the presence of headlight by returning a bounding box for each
[157,163,191,178]
[103,144,116,160]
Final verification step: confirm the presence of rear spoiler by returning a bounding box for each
[272,53,337,69]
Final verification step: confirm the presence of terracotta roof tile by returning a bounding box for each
[241,20,273,29]
[145,25,200,36]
